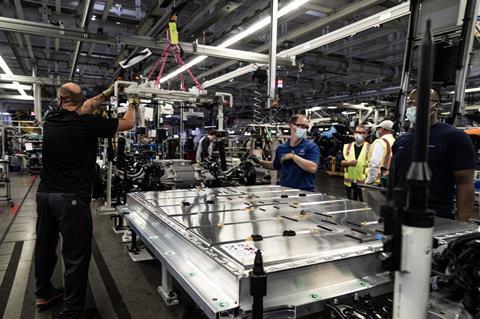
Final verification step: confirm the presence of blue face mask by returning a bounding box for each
[295,127,307,139]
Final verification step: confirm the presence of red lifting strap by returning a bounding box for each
[146,30,203,90]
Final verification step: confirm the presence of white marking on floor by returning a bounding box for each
[3,239,35,318]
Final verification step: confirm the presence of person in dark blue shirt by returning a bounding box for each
[393,88,475,221]
[253,114,320,191]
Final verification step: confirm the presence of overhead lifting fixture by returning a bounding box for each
[146,12,203,91]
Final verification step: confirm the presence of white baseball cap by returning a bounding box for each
[376,120,394,131]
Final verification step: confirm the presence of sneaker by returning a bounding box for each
[36,287,64,311]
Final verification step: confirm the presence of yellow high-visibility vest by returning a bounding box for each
[343,142,371,187]
[370,134,395,184]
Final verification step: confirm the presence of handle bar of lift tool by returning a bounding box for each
[393,20,435,319]
[250,249,267,319]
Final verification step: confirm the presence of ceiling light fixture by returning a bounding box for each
[203,63,264,88]
[0,55,30,97]
[448,87,480,94]
[160,0,310,84]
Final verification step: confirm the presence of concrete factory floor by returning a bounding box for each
[0,173,473,319]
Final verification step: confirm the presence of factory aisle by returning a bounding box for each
[0,176,187,319]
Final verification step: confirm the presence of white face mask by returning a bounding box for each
[295,127,307,139]
[406,107,416,127]
[354,134,365,143]
[375,129,381,139]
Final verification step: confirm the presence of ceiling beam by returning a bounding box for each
[0,17,291,65]
[278,2,410,58]
[80,0,113,76]
[13,0,35,67]
[1,30,28,75]
[70,0,94,80]
[0,73,62,85]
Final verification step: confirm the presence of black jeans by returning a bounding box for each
[345,183,363,201]
[35,192,92,318]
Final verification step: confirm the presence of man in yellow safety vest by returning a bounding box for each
[365,120,396,185]
[341,125,370,201]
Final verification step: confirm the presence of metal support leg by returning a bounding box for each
[96,160,116,214]
[128,230,139,253]
[111,214,126,233]
[127,227,153,262]
[157,265,179,306]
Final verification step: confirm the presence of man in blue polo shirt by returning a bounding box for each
[252,114,320,191]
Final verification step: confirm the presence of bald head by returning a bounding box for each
[407,88,441,105]
[57,82,85,109]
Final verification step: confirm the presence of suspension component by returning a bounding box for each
[253,89,265,124]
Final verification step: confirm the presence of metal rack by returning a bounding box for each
[0,126,13,207]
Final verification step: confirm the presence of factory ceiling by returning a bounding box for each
[0,0,478,117]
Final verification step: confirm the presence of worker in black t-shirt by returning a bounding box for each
[35,82,137,318]
[393,88,475,221]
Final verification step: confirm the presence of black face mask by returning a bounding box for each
[55,95,86,112]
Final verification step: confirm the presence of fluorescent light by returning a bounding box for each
[160,0,310,84]
[218,17,270,48]
[203,63,263,88]
[305,10,326,18]
[449,87,480,94]
[0,95,34,100]
[278,0,309,15]
[0,56,12,75]
[0,55,31,97]
[327,106,337,109]
[160,56,207,83]
[0,83,32,90]
[465,87,480,93]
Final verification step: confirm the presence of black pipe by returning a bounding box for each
[217,138,228,172]
[450,0,477,124]
[250,250,267,319]
[117,137,126,169]
[395,0,420,129]
[404,20,434,228]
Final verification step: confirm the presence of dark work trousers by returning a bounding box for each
[35,192,92,318]
[345,183,363,201]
